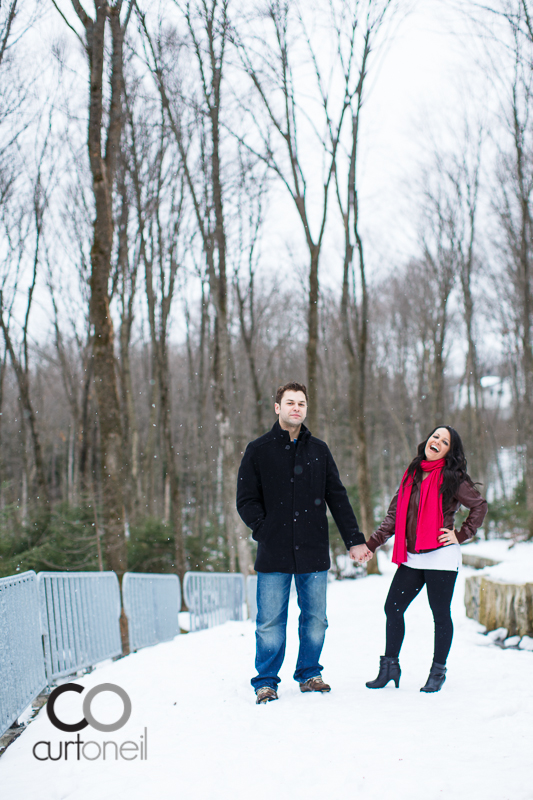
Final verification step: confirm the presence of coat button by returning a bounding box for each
[294,511,299,516]
[295,545,300,550]
[285,444,290,450]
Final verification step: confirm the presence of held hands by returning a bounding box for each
[349,544,373,564]
[438,527,459,545]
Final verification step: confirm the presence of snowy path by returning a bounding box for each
[1,556,532,800]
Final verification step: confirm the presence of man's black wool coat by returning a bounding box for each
[236,421,365,573]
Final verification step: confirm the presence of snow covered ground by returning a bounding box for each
[1,553,532,800]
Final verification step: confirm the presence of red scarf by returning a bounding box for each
[392,458,445,566]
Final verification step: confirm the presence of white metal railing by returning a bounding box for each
[184,572,245,632]
[38,572,122,682]
[0,571,47,737]
[0,567,249,735]
[246,575,258,623]
[122,572,181,651]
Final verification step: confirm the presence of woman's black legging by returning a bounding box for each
[384,564,458,664]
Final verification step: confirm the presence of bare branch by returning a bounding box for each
[50,0,86,47]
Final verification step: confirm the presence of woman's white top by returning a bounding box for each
[406,543,461,572]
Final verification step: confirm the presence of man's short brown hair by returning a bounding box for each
[275,382,309,405]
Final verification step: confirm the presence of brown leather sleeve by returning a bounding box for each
[367,490,399,552]
[453,480,488,543]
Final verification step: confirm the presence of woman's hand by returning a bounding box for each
[438,527,458,545]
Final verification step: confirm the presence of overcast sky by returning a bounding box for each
[9,1,503,347]
[358,0,489,265]
[254,0,498,301]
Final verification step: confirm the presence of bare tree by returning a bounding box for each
[49,146,98,501]
[494,46,533,535]
[334,0,397,573]
[233,1,365,431]
[124,85,190,577]
[0,123,55,511]
[447,128,486,481]
[232,154,270,438]
[114,156,141,528]
[138,0,254,574]
[418,168,461,424]
[52,0,135,649]
[463,0,533,533]
[0,0,18,68]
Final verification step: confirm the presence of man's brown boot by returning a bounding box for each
[299,676,331,693]
[255,686,278,704]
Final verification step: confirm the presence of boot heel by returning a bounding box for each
[420,662,446,693]
[366,656,401,689]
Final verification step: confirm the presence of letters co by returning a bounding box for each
[47,682,132,732]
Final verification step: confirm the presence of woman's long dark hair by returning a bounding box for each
[403,425,472,505]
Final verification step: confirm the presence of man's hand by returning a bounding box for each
[349,544,373,564]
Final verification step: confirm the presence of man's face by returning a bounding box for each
[275,391,308,428]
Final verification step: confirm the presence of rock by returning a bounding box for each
[503,635,521,647]
[486,627,508,642]
[462,554,502,569]
[518,636,533,651]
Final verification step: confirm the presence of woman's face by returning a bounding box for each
[424,427,451,461]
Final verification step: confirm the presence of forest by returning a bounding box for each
[0,0,531,581]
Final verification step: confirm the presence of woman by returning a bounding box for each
[365,426,487,693]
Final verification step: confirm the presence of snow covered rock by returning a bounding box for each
[462,554,501,569]
[486,627,508,643]
[503,635,521,648]
[518,635,533,651]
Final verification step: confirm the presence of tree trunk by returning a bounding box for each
[518,201,533,538]
[159,341,187,580]
[235,279,264,437]
[116,166,140,527]
[208,14,253,575]
[0,313,50,509]
[141,195,187,578]
[212,312,254,575]
[510,89,533,537]
[306,247,320,434]
[119,316,139,523]
[432,311,446,423]
[79,361,93,494]
[60,0,135,654]
[338,109,379,575]
[462,260,485,485]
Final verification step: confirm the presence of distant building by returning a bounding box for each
[455,375,512,419]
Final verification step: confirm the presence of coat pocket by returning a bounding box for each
[251,517,268,543]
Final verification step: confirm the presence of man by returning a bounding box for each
[237,381,372,704]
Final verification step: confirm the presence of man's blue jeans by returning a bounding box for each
[251,571,328,691]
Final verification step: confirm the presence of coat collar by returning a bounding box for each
[271,419,312,442]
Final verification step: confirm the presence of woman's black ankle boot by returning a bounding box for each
[420,661,447,693]
[366,656,401,689]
